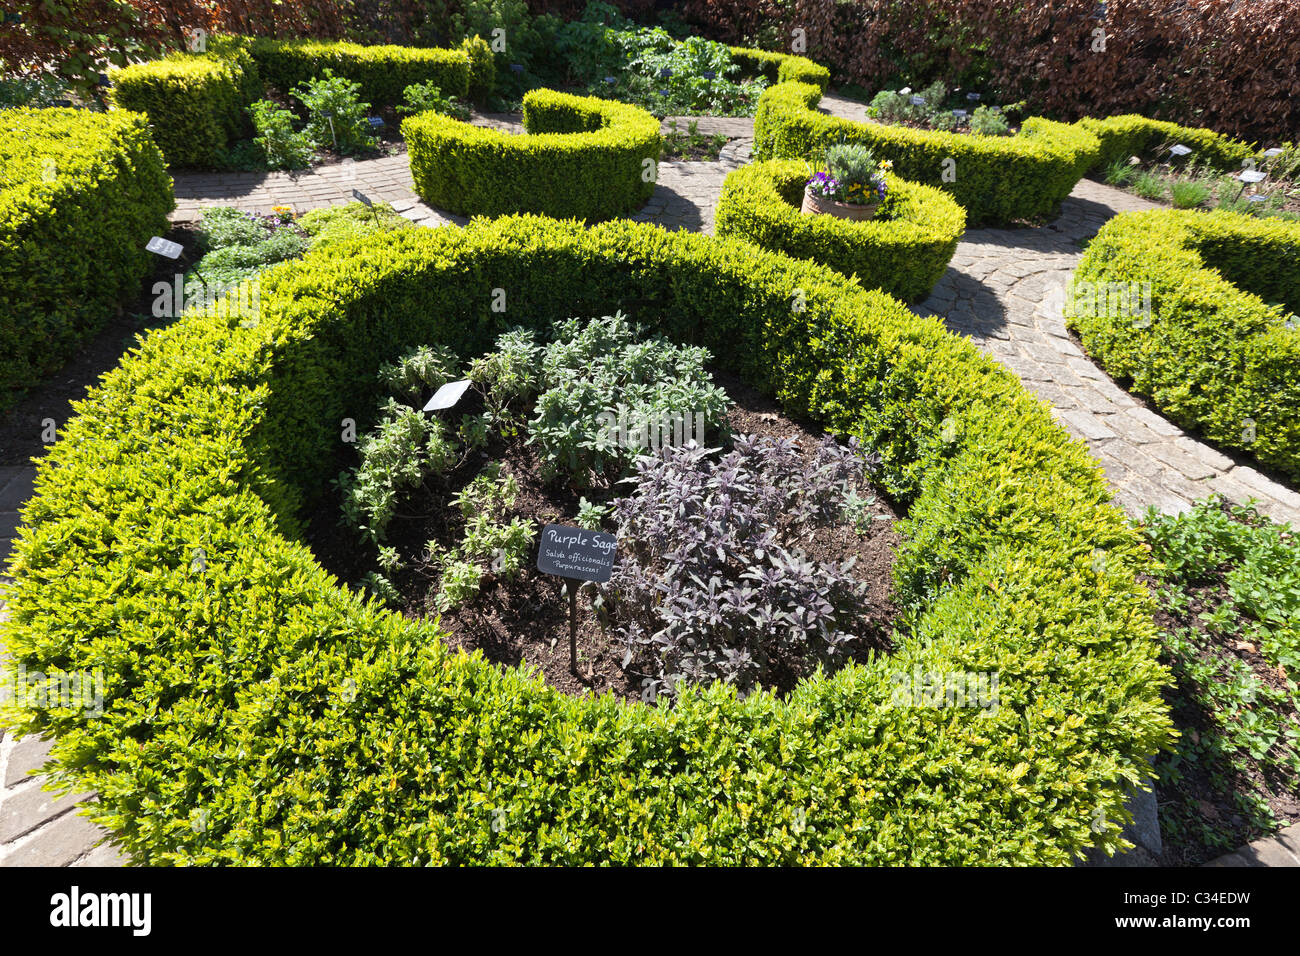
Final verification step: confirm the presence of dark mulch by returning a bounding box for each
[306,367,903,702]
[0,222,201,466]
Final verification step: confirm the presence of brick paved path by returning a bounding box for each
[4,100,1298,867]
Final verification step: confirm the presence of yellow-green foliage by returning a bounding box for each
[715,159,965,302]
[404,89,661,220]
[109,50,261,168]
[1068,209,1300,481]
[0,107,173,402]
[728,47,830,90]
[1,215,1173,864]
[1078,114,1256,172]
[245,37,471,106]
[754,81,1100,226]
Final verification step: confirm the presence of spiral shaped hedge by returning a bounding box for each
[1,216,1172,865]
[754,81,1100,226]
[404,89,661,221]
[1068,208,1300,482]
[715,160,965,302]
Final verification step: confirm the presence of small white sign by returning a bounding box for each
[423,379,472,412]
[1247,194,1268,203]
[1169,144,1192,157]
[966,92,981,101]
[146,236,182,259]
[953,109,968,119]
[898,86,912,95]
[1262,147,1284,157]
[1239,169,1267,183]
[910,95,926,106]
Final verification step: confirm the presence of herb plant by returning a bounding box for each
[295,70,374,155]
[602,434,884,697]
[248,99,313,170]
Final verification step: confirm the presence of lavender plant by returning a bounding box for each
[602,434,885,697]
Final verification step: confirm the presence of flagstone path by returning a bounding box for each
[3,100,1298,868]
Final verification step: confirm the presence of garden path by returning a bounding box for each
[3,101,1298,868]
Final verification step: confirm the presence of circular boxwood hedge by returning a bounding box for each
[1,216,1173,865]
[1068,208,1300,483]
[403,89,661,221]
[754,81,1100,226]
[715,159,966,302]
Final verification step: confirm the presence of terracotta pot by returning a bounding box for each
[800,188,879,221]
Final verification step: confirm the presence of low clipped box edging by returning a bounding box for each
[1067,209,1300,482]
[0,107,173,402]
[403,89,661,220]
[109,49,262,168]
[715,159,965,302]
[1078,115,1255,174]
[728,47,830,90]
[239,36,471,106]
[2,216,1172,865]
[754,81,1100,227]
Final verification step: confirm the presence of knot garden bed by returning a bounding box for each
[1067,208,1300,483]
[754,81,1100,226]
[404,90,661,221]
[2,216,1172,865]
[715,159,966,302]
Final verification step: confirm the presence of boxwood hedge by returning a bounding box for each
[0,107,173,402]
[1067,209,1300,482]
[1078,115,1256,174]
[237,36,472,107]
[728,47,830,90]
[715,159,965,302]
[1,215,1173,865]
[754,81,1100,226]
[109,49,262,168]
[404,89,661,220]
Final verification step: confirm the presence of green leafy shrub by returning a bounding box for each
[427,463,535,614]
[248,99,312,170]
[108,50,261,168]
[1,215,1172,865]
[398,80,470,120]
[526,312,731,485]
[1067,209,1300,481]
[715,159,966,302]
[754,81,1099,226]
[969,105,1010,137]
[295,70,373,155]
[241,36,471,107]
[0,107,172,402]
[403,88,660,220]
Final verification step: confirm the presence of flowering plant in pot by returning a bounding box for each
[801,143,890,220]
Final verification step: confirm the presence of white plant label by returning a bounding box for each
[146,236,182,259]
[423,379,472,412]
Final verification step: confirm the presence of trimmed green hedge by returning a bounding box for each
[242,36,472,106]
[715,159,965,302]
[729,46,830,91]
[754,81,1100,226]
[0,108,173,402]
[1,215,1173,865]
[1067,209,1300,482]
[1078,115,1256,174]
[404,89,660,220]
[109,50,262,168]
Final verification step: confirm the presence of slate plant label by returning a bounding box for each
[537,524,617,583]
[352,188,374,206]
